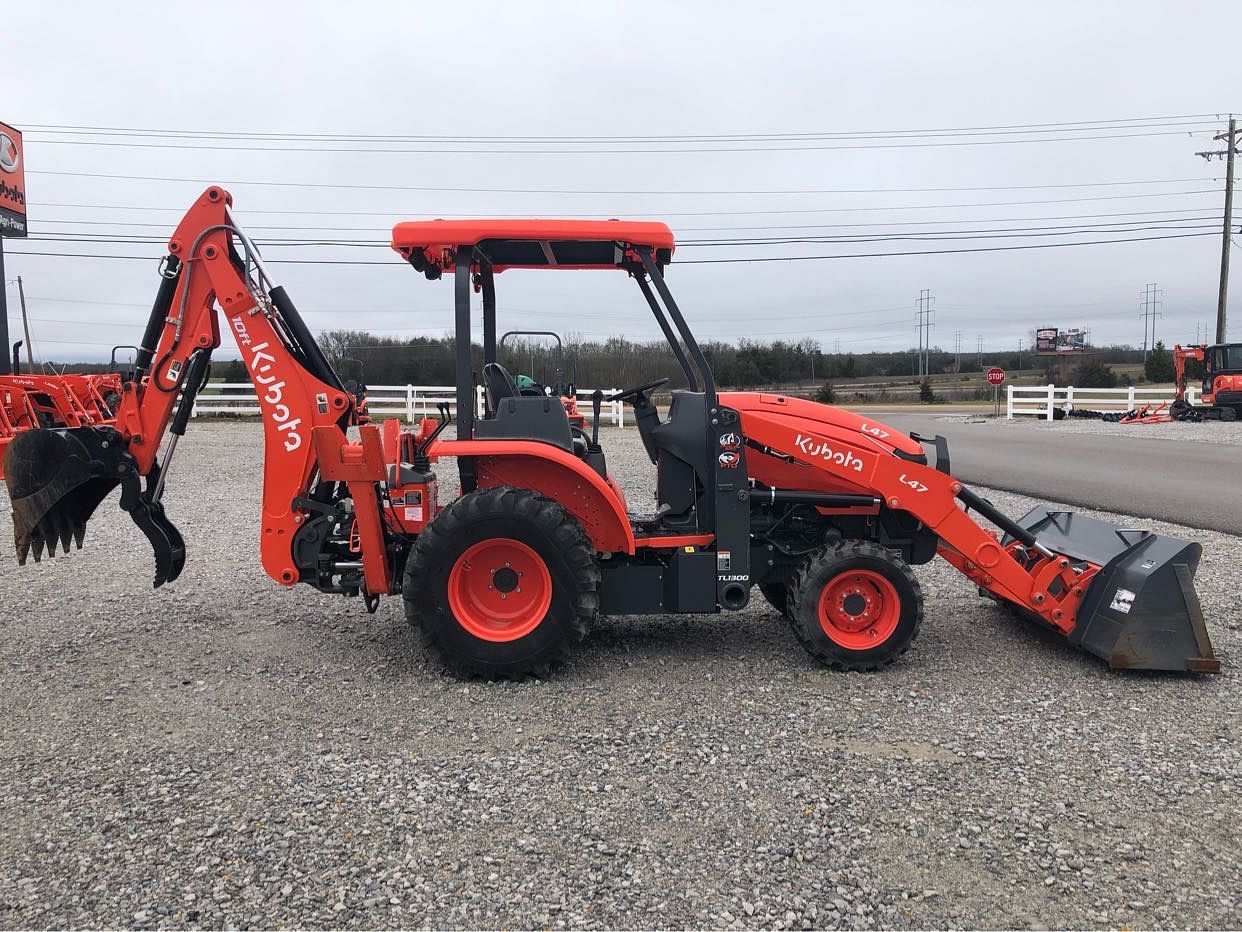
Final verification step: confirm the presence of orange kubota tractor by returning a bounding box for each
[2,188,1220,677]
[1172,342,1242,421]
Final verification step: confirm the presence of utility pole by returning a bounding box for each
[1139,283,1163,358]
[915,292,923,376]
[915,289,935,376]
[954,329,962,372]
[1018,337,1024,371]
[16,275,32,368]
[976,334,983,368]
[1196,115,1239,343]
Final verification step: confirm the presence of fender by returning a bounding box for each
[431,439,636,554]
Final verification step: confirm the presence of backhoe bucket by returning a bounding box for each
[1012,507,1218,673]
[2,426,185,587]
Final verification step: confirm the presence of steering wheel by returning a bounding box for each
[608,377,670,404]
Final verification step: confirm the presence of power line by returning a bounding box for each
[25,169,1222,209]
[22,220,1224,251]
[17,113,1222,140]
[10,175,1211,198]
[23,130,1223,156]
[675,231,1219,263]
[25,210,1223,233]
[5,231,1219,267]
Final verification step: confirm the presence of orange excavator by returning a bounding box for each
[1172,343,1242,421]
[1,188,1219,677]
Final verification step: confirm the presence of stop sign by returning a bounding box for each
[986,367,1006,385]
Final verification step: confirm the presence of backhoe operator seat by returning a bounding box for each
[476,363,604,472]
[482,362,519,414]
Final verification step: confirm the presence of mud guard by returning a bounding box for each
[431,439,635,554]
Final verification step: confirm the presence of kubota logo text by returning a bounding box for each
[0,133,19,174]
[247,341,303,452]
[794,433,864,473]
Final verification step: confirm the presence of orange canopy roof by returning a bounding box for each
[390,218,676,273]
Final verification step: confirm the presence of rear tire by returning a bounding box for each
[1221,406,1238,422]
[787,541,922,671]
[403,486,600,679]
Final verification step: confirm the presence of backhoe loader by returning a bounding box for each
[1171,342,1242,421]
[2,187,1219,677]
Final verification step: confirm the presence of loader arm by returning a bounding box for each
[3,187,391,593]
[740,415,1092,631]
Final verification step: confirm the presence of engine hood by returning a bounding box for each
[717,392,925,459]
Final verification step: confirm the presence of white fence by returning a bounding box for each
[192,383,626,427]
[1007,384,1199,420]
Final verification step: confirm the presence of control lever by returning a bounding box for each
[413,403,453,466]
[589,390,603,451]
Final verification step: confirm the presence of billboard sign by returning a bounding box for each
[0,121,27,238]
[1056,328,1086,353]
[1035,326,1086,353]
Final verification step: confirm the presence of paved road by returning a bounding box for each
[864,411,1240,534]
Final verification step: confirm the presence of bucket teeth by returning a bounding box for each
[4,426,185,588]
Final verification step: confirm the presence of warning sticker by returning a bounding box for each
[716,550,732,572]
[404,506,423,522]
[1109,587,1136,614]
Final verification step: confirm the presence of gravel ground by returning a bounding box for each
[0,421,1237,930]
[975,414,1242,445]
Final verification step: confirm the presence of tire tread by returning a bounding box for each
[403,486,599,679]
[787,540,922,671]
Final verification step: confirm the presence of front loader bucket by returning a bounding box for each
[2,427,186,587]
[1012,507,1218,673]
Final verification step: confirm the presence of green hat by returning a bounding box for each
[515,374,536,389]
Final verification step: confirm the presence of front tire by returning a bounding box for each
[787,541,922,671]
[403,487,600,679]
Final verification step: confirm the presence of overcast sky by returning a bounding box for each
[3,0,1239,363]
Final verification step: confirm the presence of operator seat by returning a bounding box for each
[476,362,591,463]
[482,362,519,415]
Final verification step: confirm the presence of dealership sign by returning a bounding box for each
[0,121,27,238]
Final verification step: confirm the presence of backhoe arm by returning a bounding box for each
[1172,344,1203,402]
[4,187,387,592]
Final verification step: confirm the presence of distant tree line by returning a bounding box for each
[202,330,1159,390]
[46,329,1170,390]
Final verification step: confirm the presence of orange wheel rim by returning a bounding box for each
[447,538,552,642]
[817,569,901,650]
